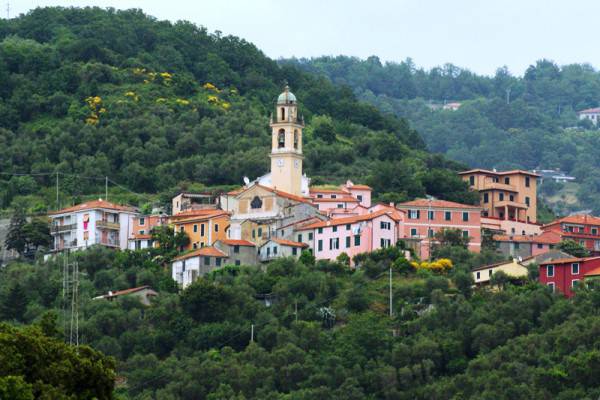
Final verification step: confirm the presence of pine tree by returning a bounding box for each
[5,207,28,256]
[1,282,28,321]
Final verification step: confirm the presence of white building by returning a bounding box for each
[578,107,600,125]
[171,246,228,288]
[49,199,138,252]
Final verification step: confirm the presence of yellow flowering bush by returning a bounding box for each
[203,82,218,91]
[176,98,190,106]
[124,91,139,102]
[207,95,219,104]
[221,102,231,110]
[84,96,103,125]
[411,258,453,273]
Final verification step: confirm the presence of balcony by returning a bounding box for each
[99,238,120,247]
[495,200,528,209]
[52,239,78,252]
[51,223,76,234]
[482,182,517,192]
[97,220,120,230]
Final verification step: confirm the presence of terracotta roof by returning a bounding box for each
[49,199,136,215]
[472,259,523,272]
[579,107,600,114]
[173,246,227,261]
[459,169,540,177]
[540,256,600,266]
[312,196,359,203]
[493,231,561,245]
[218,239,256,247]
[347,184,372,190]
[171,210,230,223]
[543,214,600,228]
[171,209,226,219]
[585,266,600,276]
[279,216,323,230]
[271,238,308,248]
[309,188,349,194]
[302,209,401,229]
[99,285,156,298]
[397,198,480,210]
[129,234,152,240]
[237,184,312,204]
[226,187,244,195]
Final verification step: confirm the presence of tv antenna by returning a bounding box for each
[5,2,9,19]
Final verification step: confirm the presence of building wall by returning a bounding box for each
[495,241,532,258]
[398,206,481,259]
[472,261,528,284]
[346,188,371,208]
[214,242,258,266]
[543,222,600,253]
[539,258,600,297]
[259,241,303,262]
[132,215,166,236]
[172,255,225,288]
[174,214,229,251]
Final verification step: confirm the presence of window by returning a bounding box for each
[193,243,198,249]
[234,245,240,254]
[294,130,299,149]
[462,230,469,238]
[346,236,351,247]
[469,176,475,185]
[572,263,579,275]
[193,224,198,233]
[409,210,420,219]
[593,228,598,235]
[292,247,297,256]
[329,237,339,250]
[204,257,210,266]
[180,226,185,233]
[235,260,241,266]
[483,193,489,203]
[354,235,361,246]
[357,195,363,202]
[504,177,510,184]
[298,234,303,242]
[537,243,544,249]
[380,221,391,230]
[547,265,554,277]
[548,282,555,292]
[428,210,435,220]
[308,232,313,240]
[252,230,256,238]
[525,176,530,187]
[317,194,323,198]
[280,107,285,121]
[318,228,323,234]
[445,211,452,221]
[410,228,418,237]
[139,230,145,235]
[428,229,434,238]
[380,238,392,248]
[258,227,263,237]
[499,193,504,201]
[346,224,351,231]
[333,226,338,233]
[216,258,222,267]
[318,240,323,251]
[476,271,480,279]
[489,270,493,277]
[331,194,337,199]
[200,224,205,237]
[572,279,580,288]
[337,204,343,208]
[215,224,219,232]
[251,196,263,209]
[266,247,270,256]
[509,194,514,201]
[462,212,469,222]
[278,128,285,148]
[139,217,145,225]
[273,246,278,255]
[580,240,586,246]
[514,242,520,249]
[525,197,530,206]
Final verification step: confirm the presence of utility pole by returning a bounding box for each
[389,267,393,318]
[6,2,9,19]
[506,87,511,105]
[250,324,254,342]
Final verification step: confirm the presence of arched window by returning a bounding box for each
[293,130,299,149]
[251,196,263,209]
[278,129,285,148]
[280,107,285,121]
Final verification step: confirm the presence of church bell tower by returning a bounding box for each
[269,85,304,196]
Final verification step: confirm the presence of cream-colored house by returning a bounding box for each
[472,259,529,285]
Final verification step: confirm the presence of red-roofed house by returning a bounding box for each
[93,285,158,306]
[171,246,229,288]
[259,238,308,262]
[542,215,600,254]
[539,256,600,297]
[309,180,372,212]
[493,231,561,258]
[214,239,257,266]
[578,107,600,125]
[127,213,169,250]
[396,199,481,259]
[49,199,138,252]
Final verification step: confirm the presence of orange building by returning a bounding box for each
[459,169,539,223]
[170,209,230,251]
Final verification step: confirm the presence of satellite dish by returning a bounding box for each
[243,176,250,185]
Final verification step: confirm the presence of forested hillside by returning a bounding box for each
[0,7,476,213]
[284,56,600,214]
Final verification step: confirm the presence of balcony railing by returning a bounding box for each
[51,223,76,234]
[52,239,78,251]
[97,220,120,230]
[99,238,120,247]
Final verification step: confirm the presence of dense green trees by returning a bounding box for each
[0,7,474,214]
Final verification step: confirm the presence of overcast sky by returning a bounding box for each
[9,0,600,76]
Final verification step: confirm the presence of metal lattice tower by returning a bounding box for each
[62,252,79,347]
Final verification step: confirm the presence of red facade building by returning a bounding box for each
[541,215,600,254]
[539,256,600,297]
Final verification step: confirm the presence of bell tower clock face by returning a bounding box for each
[277,158,284,167]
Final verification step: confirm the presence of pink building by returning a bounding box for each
[309,180,372,215]
[300,209,403,264]
[396,199,482,259]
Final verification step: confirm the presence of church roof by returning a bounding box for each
[277,85,296,104]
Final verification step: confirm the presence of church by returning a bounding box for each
[220,86,370,245]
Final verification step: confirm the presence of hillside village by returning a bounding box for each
[44,87,600,298]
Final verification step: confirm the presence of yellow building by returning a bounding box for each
[170,209,230,251]
[269,85,304,196]
[472,258,529,286]
[459,169,539,223]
